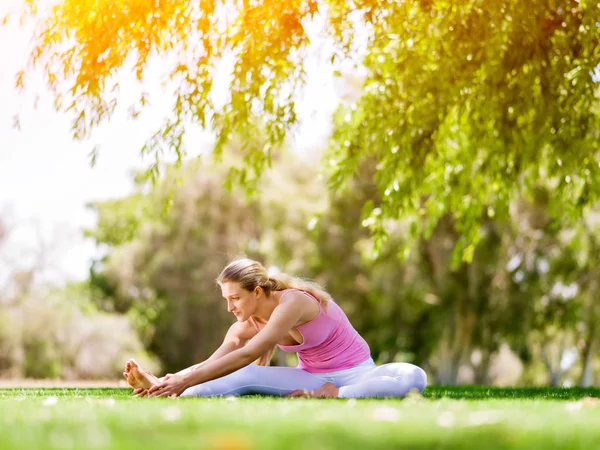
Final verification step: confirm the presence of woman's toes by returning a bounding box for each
[286,389,313,398]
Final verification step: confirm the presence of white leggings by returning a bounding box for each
[180,358,427,398]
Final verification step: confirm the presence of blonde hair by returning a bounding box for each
[217,258,331,366]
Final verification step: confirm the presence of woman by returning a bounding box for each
[123,258,427,398]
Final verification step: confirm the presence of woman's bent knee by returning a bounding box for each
[412,366,427,393]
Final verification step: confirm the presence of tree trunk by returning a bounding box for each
[473,351,491,385]
[580,328,596,387]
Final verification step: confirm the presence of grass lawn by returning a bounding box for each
[1,386,599,449]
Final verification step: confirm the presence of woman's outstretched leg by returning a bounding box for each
[180,364,326,397]
[337,363,427,399]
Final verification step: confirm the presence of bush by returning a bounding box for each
[0,284,159,380]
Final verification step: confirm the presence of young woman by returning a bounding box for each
[123,258,427,398]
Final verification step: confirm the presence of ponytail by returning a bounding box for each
[265,273,330,310]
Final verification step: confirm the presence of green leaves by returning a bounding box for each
[13,0,600,255]
[327,0,600,260]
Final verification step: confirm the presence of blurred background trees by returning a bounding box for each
[0,214,157,379]
[3,146,600,385]
[1,0,599,384]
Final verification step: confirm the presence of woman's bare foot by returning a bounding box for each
[312,382,339,398]
[123,359,160,390]
[287,382,339,398]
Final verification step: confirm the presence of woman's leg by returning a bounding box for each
[180,364,326,397]
[337,363,427,399]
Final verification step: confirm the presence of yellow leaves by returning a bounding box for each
[14,70,25,90]
[206,433,253,450]
[462,244,475,264]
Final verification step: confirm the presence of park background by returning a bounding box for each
[1,0,599,390]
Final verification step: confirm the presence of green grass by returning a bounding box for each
[1,387,599,449]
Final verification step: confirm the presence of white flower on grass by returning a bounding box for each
[161,406,182,422]
[225,396,238,402]
[43,396,58,406]
[99,399,116,407]
[371,406,400,423]
[437,411,455,428]
[565,397,598,412]
[467,410,502,426]
[346,399,357,408]
[84,424,111,449]
[565,401,584,412]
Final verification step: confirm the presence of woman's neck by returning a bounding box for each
[252,290,281,323]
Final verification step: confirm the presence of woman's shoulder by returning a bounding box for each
[276,289,321,324]
[277,289,322,313]
[278,288,312,301]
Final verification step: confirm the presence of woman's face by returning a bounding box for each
[220,281,261,322]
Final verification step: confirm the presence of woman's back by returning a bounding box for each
[277,289,371,373]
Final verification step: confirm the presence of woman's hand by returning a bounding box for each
[148,374,188,398]
[132,373,177,397]
[133,388,149,397]
[157,373,174,383]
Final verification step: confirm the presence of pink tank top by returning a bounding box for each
[251,289,371,373]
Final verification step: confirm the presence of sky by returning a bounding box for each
[0,4,351,285]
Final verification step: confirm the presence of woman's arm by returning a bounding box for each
[134,321,255,395]
[148,296,305,397]
[167,321,256,378]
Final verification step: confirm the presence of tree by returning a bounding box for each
[497,191,588,386]
[8,0,600,257]
[87,160,261,371]
[0,214,153,379]
[86,151,327,371]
